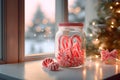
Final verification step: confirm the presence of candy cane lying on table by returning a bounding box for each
[48,62,59,71]
[42,58,54,68]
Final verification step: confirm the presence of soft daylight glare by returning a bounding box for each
[25,0,55,55]
[25,0,55,32]
[25,0,81,55]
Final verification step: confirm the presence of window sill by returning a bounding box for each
[25,53,54,61]
[0,59,119,80]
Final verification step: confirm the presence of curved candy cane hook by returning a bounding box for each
[58,35,69,50]
[59,35,76,50]
[71,35,82,49]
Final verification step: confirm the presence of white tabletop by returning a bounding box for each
[0,59,119,80]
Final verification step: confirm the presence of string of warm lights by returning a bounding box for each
[87,1,120,62]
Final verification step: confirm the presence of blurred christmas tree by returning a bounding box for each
[87,0,120,57]
[25,5,55,41]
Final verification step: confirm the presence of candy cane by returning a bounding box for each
[42,58,54,68]
[57,34,84,67]
[71,35,81,45]
[71,35,82,57]
[72,48,79,57]
[59,35,69,49]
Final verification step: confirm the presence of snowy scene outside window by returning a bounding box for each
[25,0,85,55]
[25,0,55,55]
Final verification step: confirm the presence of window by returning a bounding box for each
[0,0,85,63]
[25,0,85,55]
[68,0,85,23]
[25,0,55,56]
[0,0,26,63]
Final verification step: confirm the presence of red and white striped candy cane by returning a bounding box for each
[58,35,73,56]
[42,58,54,68]
[72,48,79,57]
[71,35,82,47]
[58,35,69,50]
[48,62,59,71]
[71,35,82,57]
[57,34,84,67]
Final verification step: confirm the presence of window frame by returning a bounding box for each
[0,0,20,64]
[0,0,68,64]
[24,0,68,61]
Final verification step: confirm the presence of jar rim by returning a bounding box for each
[58,22,83,27]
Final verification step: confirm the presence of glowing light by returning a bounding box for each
[111,25,114,28]
[111,21,114,25]
[110,6,113,9]
[95,55,99,58]
[28,21,34,27]
[89,34,93,37]
[115,65,119,74]
[100,68,103,79]
[116,9,120,13]
[69,7,74,13]
[95,39,98,41]
[99,44,106,50]
[42,19,48,24]
[92,22,96,26]
[116,2,119,5]
[36,26,41,32]
[41,29,44,32]
[45,26,51,32]
[49,31,52,34]
[95,62,99,78]
[116,58,120,61]
[94,75,97,80]
[34,34,36,37]
[83,68,86,80]
[93,38,99,45]
[74,7,81,14]
[99,47,103,50]
[44,35,47,37]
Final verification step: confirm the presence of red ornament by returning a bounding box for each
[100,49,118,64]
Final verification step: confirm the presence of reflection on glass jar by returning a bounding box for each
[55,23,86,67]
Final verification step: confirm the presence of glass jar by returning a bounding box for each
[55,23,86,67]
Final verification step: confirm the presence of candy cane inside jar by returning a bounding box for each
[55,22,86,67]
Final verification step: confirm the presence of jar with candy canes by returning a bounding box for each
[55,22,86,67]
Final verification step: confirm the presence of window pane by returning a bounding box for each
[68,0,86,51]
[68,0,85,22]
[0,0,3,59]
[25,0,55,55]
